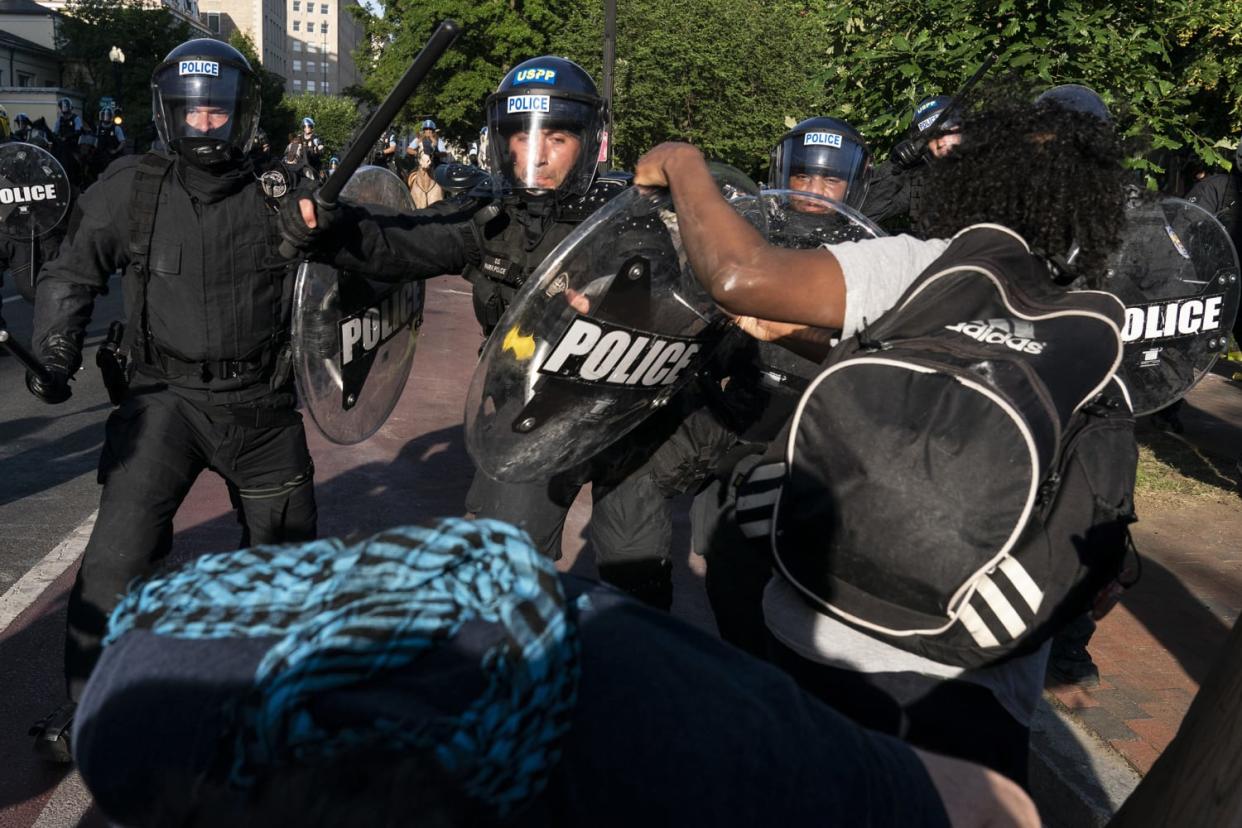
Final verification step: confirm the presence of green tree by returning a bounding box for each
[809,0,1242,183]
[352,0,575,147]
[282,92,361,155]
[354,0,823,177]
[556,0,824,176]
[56,0,191,131]
[228,30,293,142]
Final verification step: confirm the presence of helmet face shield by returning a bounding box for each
[770,125,871,209]
[152,55,260,166]
[485,86,603,197]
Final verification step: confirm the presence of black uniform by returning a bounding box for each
[35,149,474,701]
[321,174,683,596]
[861,159,931,234]
[1187,171,1242,344]
[31,153,314,698]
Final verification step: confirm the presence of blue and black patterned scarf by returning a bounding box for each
[105,518,579,816]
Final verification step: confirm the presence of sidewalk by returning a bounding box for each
[1031,368,1242,825]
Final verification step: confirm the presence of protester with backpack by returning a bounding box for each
[634,85,1136,785]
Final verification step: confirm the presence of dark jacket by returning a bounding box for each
[861,159,930,236]
[33,153,470,402]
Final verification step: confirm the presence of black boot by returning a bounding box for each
[30,701,76,763]
[598,559,674,611]
[1047,614,1100,688]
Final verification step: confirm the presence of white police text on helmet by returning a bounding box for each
[540,317,703,387]
[514,68,558,86]
[339,282,419,365]
[1121,296,1225,343]
[178,60,220,76]
[804,132,842,148]
[507,95,551,115]
[0,183,59,205]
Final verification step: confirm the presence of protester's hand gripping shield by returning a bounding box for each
[466,187,736,482]
[291,166,426,444]
[1100,196,1239,415]
[0,142,71,240]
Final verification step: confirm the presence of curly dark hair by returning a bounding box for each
[918,82,1128,288]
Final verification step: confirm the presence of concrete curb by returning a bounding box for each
[1029,694,1142,827]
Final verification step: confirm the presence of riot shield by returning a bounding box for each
[734,188,885,247]
[1100,197,1240,414]
[292,165,426,444]
[0,142,71,239]
[466,187,733,482]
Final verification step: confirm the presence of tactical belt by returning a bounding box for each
[152,352,268,383]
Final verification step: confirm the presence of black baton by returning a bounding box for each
[279,19,462,258]
[0,329,54,384]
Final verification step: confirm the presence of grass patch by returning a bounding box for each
[1135,431,1239,501]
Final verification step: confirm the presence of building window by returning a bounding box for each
[205,11,220,32]
[320,22,327,33]
[17,72,33,87]
[292,0,299,9]
[306,80,315,92]
[307,43,318,53]
[293,78,302,90]
[319,3,327,12]
[306,61,316,73]
[321,82,329,94]
[291,38,302,51]
[292,60,302,72]
[292,20,300,30]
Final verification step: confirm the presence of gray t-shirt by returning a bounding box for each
[761,232,1051,728]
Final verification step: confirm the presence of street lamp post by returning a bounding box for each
[108,46,125,103]
[602,0,615,168]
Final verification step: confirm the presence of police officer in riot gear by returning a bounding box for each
[1187,137,1242,350]
[468,57,613,334]
[52,97,85,147]
[862,94,960,234]
[27,37,475,761]
[281,57,687,605]
[771,116,873,210]
[27,38,307,758]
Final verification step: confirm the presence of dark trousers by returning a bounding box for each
[464,467,671,567]
[65,387,317,700]
[465,467,678,607]
[769,639,1031,787]
[465,405,736,609]
[690,469,774,659]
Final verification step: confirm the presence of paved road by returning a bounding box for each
[0,279,713,828]
[0,279,123,594]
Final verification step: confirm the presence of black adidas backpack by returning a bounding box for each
[739,224,1139,668]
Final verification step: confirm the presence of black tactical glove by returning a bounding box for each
[277,189,338,257]
[26,336,79,405]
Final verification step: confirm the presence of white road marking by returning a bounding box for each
[0,511,95,636]
[31,770,93,828]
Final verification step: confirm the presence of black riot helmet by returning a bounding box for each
[909,95,961,137]
[769,117,872,209]
[1035,84,1112,123]
[151,39,261,167]
[484,56,607,198]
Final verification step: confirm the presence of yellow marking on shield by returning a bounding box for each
[502,326,536,361]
